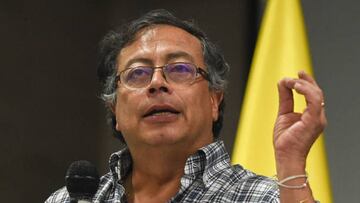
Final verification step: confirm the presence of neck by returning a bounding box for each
[125,139,212,203]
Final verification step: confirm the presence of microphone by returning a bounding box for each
[65,160,100,203]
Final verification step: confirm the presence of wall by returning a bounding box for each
[302,0,360,201]
[0,1,253,202]
[1,0,358,202]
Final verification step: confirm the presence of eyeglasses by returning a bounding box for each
[115,62,210,89]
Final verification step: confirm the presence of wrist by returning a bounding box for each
[275,156,306,180]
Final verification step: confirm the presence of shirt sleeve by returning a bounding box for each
[44,187,70,203]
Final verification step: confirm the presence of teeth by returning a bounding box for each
[152,111,173,116]
[144,108,179,117]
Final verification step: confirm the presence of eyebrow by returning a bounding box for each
[123,58,153,70]
[123,51,196,69]
[165,51,195,63]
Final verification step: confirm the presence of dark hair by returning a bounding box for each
[97,9,229,143]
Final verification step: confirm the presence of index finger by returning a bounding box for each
[277,77,295,115]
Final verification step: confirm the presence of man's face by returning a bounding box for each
[113,25,222,149]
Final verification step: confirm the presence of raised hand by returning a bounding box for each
[274,71,326,165]
[274,71,327,202]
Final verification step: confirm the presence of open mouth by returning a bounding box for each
[143,107,180,117]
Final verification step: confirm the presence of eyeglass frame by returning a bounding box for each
[114,62,210,89]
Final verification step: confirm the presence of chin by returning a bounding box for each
[143,131,187,146]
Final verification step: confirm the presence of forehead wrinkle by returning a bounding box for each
[119,32,162,68]
[117,40,155,71]
[118,25,204,70]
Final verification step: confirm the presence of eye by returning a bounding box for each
[125,67,152,83]
[169,63,193,73]
[166,63,195,82]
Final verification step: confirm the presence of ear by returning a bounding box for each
[210,90,224,122]
[106,102,120,131]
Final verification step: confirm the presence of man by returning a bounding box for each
[46,9,326,202]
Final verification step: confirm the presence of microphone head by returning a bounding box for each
[65,160,100,201]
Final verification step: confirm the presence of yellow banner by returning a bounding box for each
[232,0,332,202]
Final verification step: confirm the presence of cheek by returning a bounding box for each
[114,89,144,132]
[182,87,213,121]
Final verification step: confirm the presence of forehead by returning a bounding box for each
[117,25,204,70]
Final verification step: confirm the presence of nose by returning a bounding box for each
[147,69,172,95]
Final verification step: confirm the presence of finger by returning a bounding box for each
[298,70,319,87]
[292,79,323,116]
[297,72,325,113]
[320,107,327,129]
[319,97,327,130]
[277,77,295,115]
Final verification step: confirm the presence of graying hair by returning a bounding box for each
[97,9,229,143]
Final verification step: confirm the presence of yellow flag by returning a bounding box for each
[231,0,332,202]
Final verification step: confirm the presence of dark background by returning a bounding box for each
[1,0,359,202]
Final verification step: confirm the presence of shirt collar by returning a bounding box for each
[109,146,132,183]
[184,140,231,187]
[108,140,231,187]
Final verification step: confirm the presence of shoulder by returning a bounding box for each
[216,165,280,202]
[45,187,69,203]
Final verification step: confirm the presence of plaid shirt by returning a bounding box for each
[45,141,279,202]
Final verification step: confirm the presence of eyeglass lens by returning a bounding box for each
[123,63,197,88]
